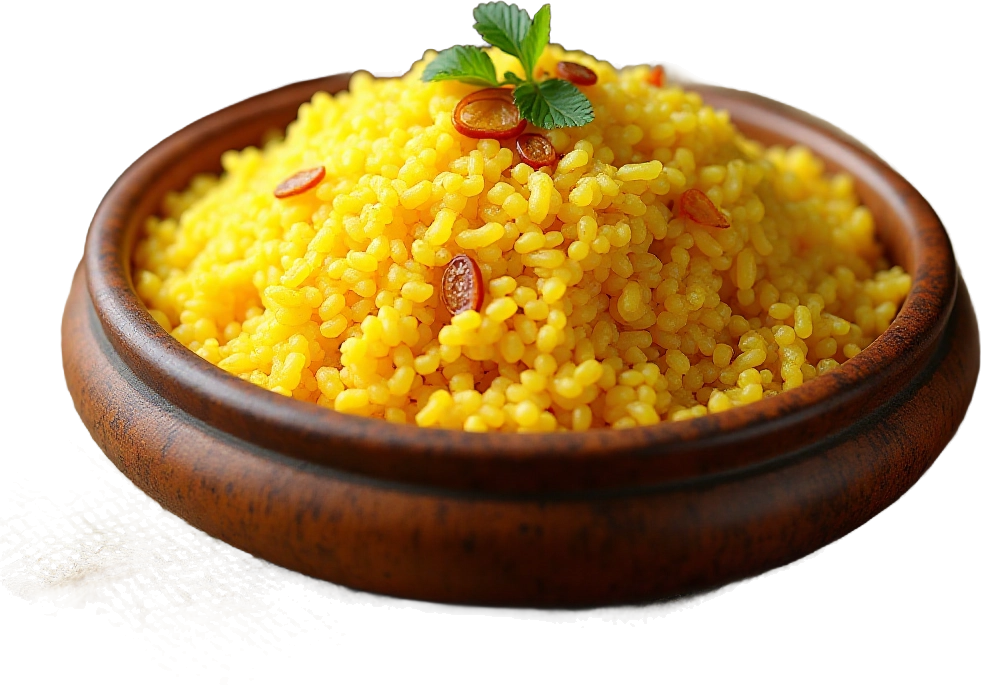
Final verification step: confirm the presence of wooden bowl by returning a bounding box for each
[62,74,979,607]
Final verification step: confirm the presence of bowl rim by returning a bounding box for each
[81,73,958,493]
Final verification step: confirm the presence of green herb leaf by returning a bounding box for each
[425,3,593,131]
[473,2,531,68]
[519,4,550,79]
[502,71,524,86]
[512,78,594,129]
[422,45,500,87]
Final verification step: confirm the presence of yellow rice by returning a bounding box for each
[133,46,911,432]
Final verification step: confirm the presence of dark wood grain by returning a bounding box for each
[62,76,979,606]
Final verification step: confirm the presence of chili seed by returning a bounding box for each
[678,188,730,228]
[516,133,557,170]
[556,61,598,86]
[441,254,484,315]
[274,166,326,199]
[453,88,527,140]
[647,65,665,87]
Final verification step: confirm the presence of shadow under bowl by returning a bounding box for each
[62,73,979,607]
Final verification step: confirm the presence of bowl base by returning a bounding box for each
[63,264,979,606]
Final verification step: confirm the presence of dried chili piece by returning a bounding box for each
[647,64,665,88]
[516,133,557,170]
[453,88,527,140]
[441,254,484,315]
[274,166,326,199]
[678,188,730,228]
[555,61,598,86]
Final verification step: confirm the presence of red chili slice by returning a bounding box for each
[516,133,557,170]
[647,64,665,88]
[678,188,730,228]
[453,88,527,140]
[274,166,326,199]
[556,61,598,86]
[441,254,484,316]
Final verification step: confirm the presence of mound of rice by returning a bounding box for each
[133,46,911,431]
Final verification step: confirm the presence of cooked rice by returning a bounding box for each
[133,46,910,431]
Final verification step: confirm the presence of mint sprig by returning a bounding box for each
[422,45,500,87]
[421,2,594,131]
[473,2,531,73]
[517,4,550,80]
[513,79,593,129]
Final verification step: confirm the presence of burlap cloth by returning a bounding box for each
[0,58,977,680]
[0,412,756,656]
[0,406,764,682]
